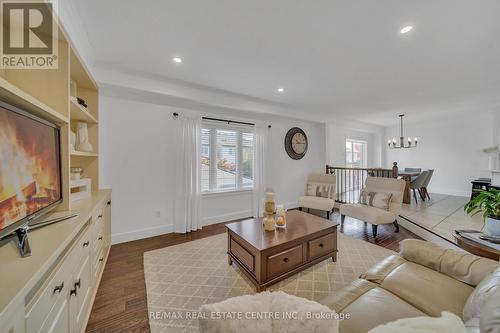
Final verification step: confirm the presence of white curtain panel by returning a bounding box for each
[252,125,269,217]
[173,114,202,233]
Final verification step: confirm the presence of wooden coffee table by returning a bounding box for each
[225,210,338,292]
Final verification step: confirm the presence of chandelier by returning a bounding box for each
[388,114,418,149]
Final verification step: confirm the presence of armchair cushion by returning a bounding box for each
[298,195,335,211]
[359,190,393,210]
[306,182,335,199]
[399,239,498,286]
[340,203,396,225]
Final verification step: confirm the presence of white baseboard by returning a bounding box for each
[202,210,253,226]
[111,224,173,244]
[397,217,462,251]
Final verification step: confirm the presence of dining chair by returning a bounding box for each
[420,169,434,200]
[410,171,429,203]
[404,168,422,181]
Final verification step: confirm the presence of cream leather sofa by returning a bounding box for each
[321,239,500,333]
[298,173,336,219]
[340,177,405,237]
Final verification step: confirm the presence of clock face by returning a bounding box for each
[284,127,308,160]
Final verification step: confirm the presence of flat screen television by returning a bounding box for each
[0,100,62,239]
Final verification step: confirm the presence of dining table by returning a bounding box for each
[398,170,421,204]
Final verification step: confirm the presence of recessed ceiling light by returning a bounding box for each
[173,57,183,63]
[400,26,413,34]
[277,87,285,92]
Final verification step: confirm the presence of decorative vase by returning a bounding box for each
[263,216,275,231]
[76,122,93,152]
[485,216,500,236]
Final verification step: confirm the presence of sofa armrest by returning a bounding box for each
[319,279,375,313]
[400,239,498,286]
[360,255,407,284]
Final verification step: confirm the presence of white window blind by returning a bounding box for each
[201,122,254,193]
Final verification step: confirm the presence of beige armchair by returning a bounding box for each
[340,177,405,237]
[298,173,336,219]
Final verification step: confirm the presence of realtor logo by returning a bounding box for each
[1,0,58,69]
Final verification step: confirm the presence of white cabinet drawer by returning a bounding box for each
[26,225,91,333]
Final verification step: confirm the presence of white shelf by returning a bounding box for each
[70,98,97,123]
[71,150,98,157]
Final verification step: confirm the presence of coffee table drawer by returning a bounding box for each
[267,245,303,279]
[308,233,335,260]
[230,239,255,272]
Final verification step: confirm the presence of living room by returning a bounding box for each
[0,1,499,333]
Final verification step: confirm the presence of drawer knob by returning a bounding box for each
[98,236,103,240]
[107,201,111,206]
[74,279,81,289]
[99,258,104,262]
[53,282,64,294]
[70,288,77,296]
[83,241,90,247]
[98,215,103,218]
[283,257,289,263]
[319,243,324,248]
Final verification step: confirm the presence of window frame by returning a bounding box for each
[345,138,368,168]
[201,121,254,194]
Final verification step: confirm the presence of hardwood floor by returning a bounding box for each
[85,214,420,332]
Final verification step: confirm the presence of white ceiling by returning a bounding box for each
[73,0,500,125]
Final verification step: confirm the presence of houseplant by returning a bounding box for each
[464,188,500,236]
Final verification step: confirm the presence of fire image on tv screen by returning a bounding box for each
[0,105,61,231]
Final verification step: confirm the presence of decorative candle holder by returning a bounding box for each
[275,205,286,229]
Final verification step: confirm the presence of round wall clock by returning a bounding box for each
[284,127,308,160]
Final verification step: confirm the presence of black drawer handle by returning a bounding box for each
[283,257,289,263]
[98,215,103,218]
[53,282,64,294]
[98,236,103,240]
[99,258,104,262]
[319,243,324,248]
[74,279,81,289]
[83,241,90,247]
[107,201,111,205]
[70,288,77,296]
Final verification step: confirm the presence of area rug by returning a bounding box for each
[144,232,394,332]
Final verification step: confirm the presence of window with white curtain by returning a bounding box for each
[201,121,254,193]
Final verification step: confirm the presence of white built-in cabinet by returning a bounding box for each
[1,192,111,333]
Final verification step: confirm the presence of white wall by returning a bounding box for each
[325,119,385,167]
[385,112,496,196]
[99,94,325,244]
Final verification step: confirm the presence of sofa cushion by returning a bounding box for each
[463,266,500,321]
[360,255,407,284]
[399,239,498,286]
[340,203,396,225]
[359,190,392,210]
[377,261,474,317]
[298,195,335,211]
[321,279,426,333]
[367,311,467,333]
[480,289,500,333]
